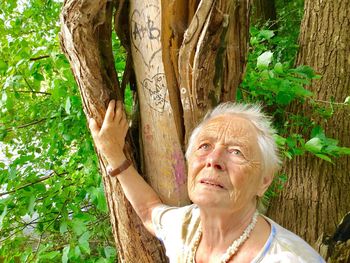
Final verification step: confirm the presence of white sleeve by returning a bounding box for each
[152,204,186,242]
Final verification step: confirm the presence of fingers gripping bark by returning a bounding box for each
[89,100,128,167]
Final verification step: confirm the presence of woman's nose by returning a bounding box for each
[206,147,226,171]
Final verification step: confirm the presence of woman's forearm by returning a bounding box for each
[89,100,162,235]
[114,164,163,235]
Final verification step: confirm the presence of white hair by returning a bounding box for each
[185,102,281,177]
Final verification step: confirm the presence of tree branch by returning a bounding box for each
[29,55,50,61]
[28,199,69,263]
[22,75,35,92]
[13,90,51,96]
[0,172,68,197]
[6,118,45,132]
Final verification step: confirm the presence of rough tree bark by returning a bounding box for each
[59,1,167,262]
[60,0,250,262]
[267,0,350,261]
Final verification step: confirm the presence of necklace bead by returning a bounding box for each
[190,211,259,263]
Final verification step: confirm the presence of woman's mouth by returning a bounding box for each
[200,179,224,189]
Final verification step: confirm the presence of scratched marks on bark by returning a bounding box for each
[142,73,168,113]
[143,124,153,141]
[172,148,187,189]
[131,4,161,68]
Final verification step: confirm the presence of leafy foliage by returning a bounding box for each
[240,0,350,194]
[0,1,117,262]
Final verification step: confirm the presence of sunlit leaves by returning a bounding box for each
[0,0,115,262]
[242,24,350,165]
[240,2,350,198]
[257,51,273,69]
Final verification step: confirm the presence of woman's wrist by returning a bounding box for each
[107,159,132,177]
[105,152,127,169]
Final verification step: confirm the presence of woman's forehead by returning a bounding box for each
[198,115,258,138]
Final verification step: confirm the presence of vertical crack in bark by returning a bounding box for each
[178,0,250,144]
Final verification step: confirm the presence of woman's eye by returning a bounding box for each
[229,149,242,155]
[198,143,211,150]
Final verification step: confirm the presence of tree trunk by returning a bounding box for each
[251,0,276,26]
[175,0,251,141]
[60,0,250,261]
[267,0,350,260]
[59,1,167,262]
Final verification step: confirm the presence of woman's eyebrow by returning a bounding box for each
[196,134,216,142]
[224,140,251,151]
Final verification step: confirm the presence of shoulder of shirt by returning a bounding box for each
[262,215,325,262]
[154,203,198,213]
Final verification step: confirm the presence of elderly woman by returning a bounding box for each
[89,100,325,263]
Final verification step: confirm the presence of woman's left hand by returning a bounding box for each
[89,100,128,167]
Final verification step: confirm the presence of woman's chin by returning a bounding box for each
[190,190,225,208]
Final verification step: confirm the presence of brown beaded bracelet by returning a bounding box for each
[107,159,132,177]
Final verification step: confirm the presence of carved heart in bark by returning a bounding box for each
[131,5,161,67]
[142,73,167,113]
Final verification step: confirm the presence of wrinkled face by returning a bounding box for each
[187,115,271,212]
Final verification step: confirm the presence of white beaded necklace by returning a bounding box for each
[190,211,259,263]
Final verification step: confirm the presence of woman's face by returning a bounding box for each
[187,115,271,212]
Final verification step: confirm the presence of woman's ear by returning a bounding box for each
[257,172,274,197]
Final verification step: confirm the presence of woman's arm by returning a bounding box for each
[89,100,162,235]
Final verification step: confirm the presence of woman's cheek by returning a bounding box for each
[187,157,204,192]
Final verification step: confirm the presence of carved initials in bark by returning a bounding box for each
[131,4,161,68]
[142,73,168,112]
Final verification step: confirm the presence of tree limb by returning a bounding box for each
[29,55,50,61]
[12,90,51,96]
[0,172,67,197]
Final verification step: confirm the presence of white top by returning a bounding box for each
[152,204,325,263]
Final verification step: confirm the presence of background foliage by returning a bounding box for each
[0,1,124,262]
[0,0,349,262]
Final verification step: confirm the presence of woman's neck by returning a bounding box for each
[199,206,257,250]
[194,205,270,263]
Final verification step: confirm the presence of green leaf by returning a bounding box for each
[274,134,286,146]
[41,251,60,260]
[257,51,273,69]
[96,258,108,263]
[338,147,350,155]
[65,97,71,115]
[259,30,275,40]
[90,187,107,213]
[27,195,35,214]
[74,245,81,258]
[78,232,91,254]
[60,221,68,234]
[0,206,8,231]
[290,84,313,97]
[2,91,7,102]
[62,246,70,263]
[305,137,323,153]
[71,218,86,236]
[284,151,293,160]
[96,189,107,213]
[311,126,323,138]
[0,59,8,74]
[52,84,67,100]
[292,65,317,79]
[274,62,284,74]
[103,246,116,259]
[344,96,350,105]
[8,166,17,180]
[276,91,293,105]
[315,153,333,163]
[33,72,44,81]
